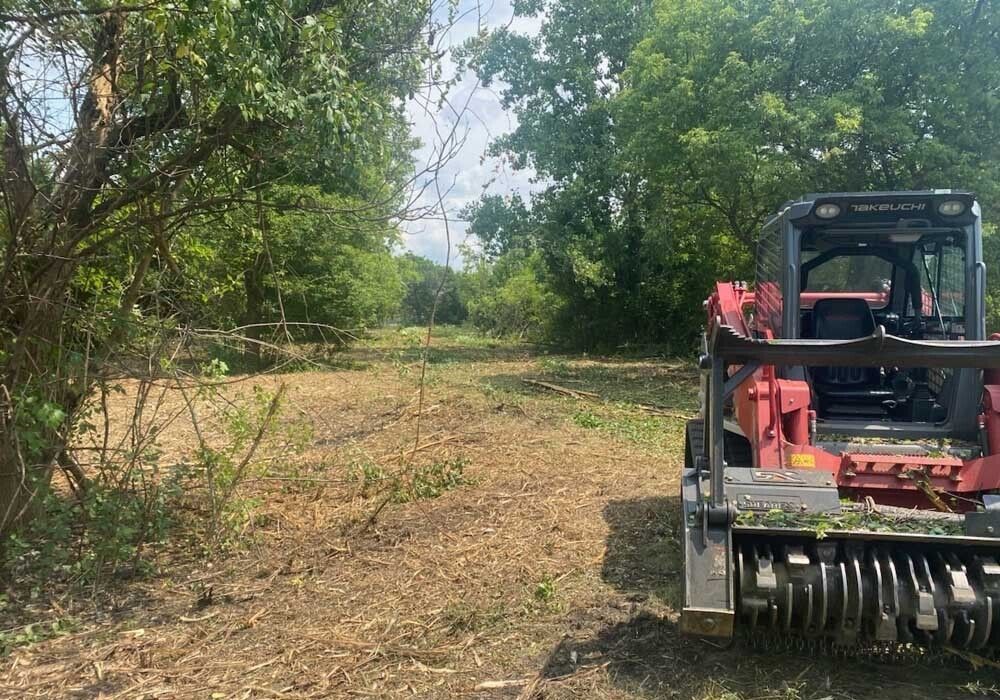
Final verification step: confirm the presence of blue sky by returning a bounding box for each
[402,0,545,267]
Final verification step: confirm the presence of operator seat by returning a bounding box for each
[813,297,876,341]
[810,298,890,416]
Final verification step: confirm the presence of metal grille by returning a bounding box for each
[937,245,965,318]
[929,367,948,394]
[754,224,783,337]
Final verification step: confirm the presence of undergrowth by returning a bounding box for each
[348,457,470,503]
[2,362,312,589]
[0,616,79,657]
[3,476,177,586]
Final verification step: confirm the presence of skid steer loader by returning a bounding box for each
[682,190,1000,651]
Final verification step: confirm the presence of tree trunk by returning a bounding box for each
[0,322,80,534]
[0,433,70,532]
[243,252,268,367]
[0,436,38,532]
[0,161,102,530]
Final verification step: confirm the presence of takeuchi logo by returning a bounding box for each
[849,202,927,213]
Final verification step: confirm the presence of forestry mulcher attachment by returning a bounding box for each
[682,191,1000,652]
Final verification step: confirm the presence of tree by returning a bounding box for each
[397,254,467,326]
[463,193,534,260]
[985,225,1000,335]
[617,0,1000,241]
[0,1,436,528]
[465,0,659,347]
[465,0,1000,348]
[463,250,561,339]
[263,191,406,335]
[180,186,407,344]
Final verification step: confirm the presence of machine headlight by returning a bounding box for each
[815,203,841,219]
[938,200,966,216]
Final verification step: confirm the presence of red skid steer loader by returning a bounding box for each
[682,191,1000,651]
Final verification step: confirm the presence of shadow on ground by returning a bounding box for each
[528,498,994,699]
[600,497,684,607]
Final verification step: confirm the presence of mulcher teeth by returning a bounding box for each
[736,536,1000,652]
[742,631,962,664]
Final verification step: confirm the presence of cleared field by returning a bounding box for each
[1,328,995,699]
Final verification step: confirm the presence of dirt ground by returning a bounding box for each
[2,328,998,699]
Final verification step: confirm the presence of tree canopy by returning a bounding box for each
[463,0,1000,347]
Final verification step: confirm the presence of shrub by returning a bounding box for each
[467,254,562,339]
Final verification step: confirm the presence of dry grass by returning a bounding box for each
[0,328,995,699]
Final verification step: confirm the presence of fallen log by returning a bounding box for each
[521,378,600,401]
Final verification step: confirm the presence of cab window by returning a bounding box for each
[800,252,893,308]
[912,241,965,318]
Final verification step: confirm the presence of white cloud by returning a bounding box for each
[402,0,545,267]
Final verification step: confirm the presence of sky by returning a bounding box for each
[402,0,545,268]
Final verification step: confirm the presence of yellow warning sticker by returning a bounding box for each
[788,453,816,468]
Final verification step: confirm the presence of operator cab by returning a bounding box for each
[754,191,984,439]
[800,229,966,421]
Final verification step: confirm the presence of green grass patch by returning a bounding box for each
[533,575,557,602]
[522,574,564,615]
[571,409,673,446]
[535,356,574,376]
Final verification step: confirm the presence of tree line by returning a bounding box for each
[460,0,1000,347]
